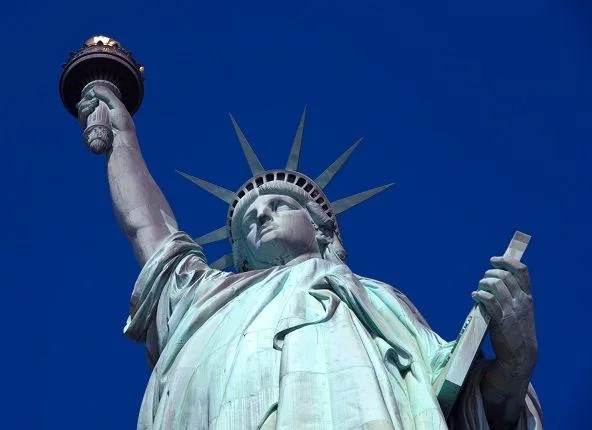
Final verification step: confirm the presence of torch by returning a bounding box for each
[60,35,144,153]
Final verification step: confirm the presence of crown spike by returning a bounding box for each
[229,114,265,175]
[176,170,235,204]
[286,106,307,171]
[210,252,234,270]
[332,183,395,215]
[195,226,229,245]
[315,137,362,190]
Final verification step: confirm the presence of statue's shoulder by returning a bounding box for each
[355,275,432,330]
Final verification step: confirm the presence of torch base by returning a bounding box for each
[84,124,114,154]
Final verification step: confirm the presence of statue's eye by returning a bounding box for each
[275,201,290,212]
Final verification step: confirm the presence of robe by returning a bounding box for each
[124,232,542,429]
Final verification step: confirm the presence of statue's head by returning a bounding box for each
[230,181,346,271]
[177,109,393,272]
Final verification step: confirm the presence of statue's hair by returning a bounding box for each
[231,181,346,271]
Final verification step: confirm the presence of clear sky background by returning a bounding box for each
[0,0,589,428]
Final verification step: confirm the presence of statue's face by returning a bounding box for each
[241,194,320,269]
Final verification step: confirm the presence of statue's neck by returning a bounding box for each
[248,250,323,271]
[284,251,323,267]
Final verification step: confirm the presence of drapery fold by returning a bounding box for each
[124,232,541,429]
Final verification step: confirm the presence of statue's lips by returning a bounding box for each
[258,224,277,238]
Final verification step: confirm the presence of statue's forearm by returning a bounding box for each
[480,361,531,429]
[106,131,178,265]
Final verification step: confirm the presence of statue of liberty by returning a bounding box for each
[76,77,542,429]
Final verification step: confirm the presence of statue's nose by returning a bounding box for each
[256,207,272,226]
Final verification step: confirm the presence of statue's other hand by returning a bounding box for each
[76,85,135,134]
[471,256,538,379]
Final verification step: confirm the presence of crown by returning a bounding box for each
[177,108,394,270]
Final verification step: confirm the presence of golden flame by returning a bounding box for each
[83,35,143,73]
[84,35,120,48]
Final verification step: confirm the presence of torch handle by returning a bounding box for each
[83,99,113,154]
[81,80,121,154]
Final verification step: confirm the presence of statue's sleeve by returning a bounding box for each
[403,304,543,429]
[372,283,457,382]
[122,231,229,364]
[357,277,543,427]
[446,360,543,429]
[399,299,543,428]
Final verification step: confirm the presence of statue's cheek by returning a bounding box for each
[245,229,258,249]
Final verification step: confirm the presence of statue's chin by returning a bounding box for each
[248,241,289,270]
[249,233,317,269]
[255,232,286,255]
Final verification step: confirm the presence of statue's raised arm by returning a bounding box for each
[77,85,178,265]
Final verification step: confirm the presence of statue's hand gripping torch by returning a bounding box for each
[60,35,144,154]
[79,80,120,154]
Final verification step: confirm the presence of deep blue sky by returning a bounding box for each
[0,1,589,427]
